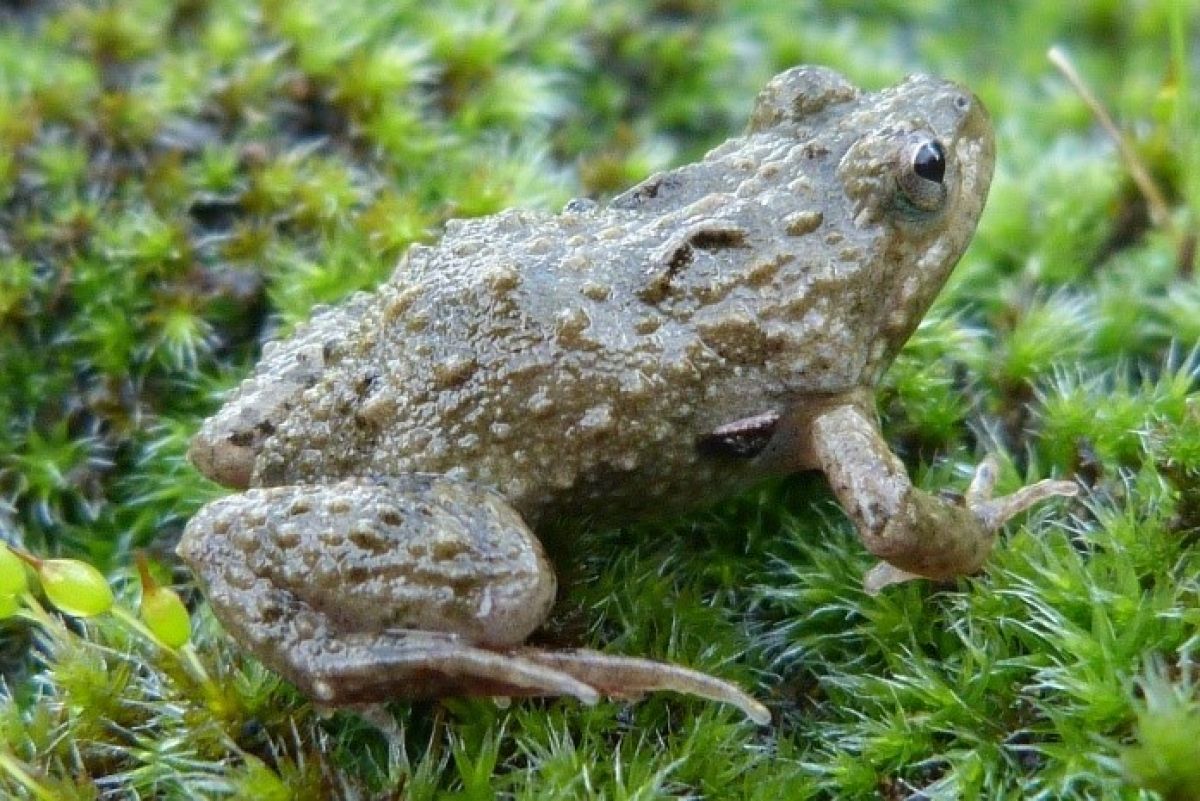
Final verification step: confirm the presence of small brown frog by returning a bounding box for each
[179,66,1075,725]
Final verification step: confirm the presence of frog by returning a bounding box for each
[178,65,1076,726]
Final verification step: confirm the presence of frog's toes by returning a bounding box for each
[863,457,1077,595]
[965,456,1078,531]
[517,648,771,725]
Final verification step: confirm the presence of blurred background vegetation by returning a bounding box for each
[0,0,1198,798]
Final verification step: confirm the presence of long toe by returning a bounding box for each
[974,478,1078,530]
[516,648,771,725]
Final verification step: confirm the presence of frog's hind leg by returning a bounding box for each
[179,477,599,705]
[284,632,770,724]
[179,476,769,722]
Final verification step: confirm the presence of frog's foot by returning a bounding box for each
[963,456,1079,530]
[516,647,771,725]
[287,634,768,724]
[863,457,1078,594]
[810,402,1078,595]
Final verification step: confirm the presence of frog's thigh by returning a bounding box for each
[179,476,585,704]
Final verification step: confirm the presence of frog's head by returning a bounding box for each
[838,73,994,377]
[750,66,995,384]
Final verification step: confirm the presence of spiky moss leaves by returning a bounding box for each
[1122,660,1200,801]
[0,560,303,799]
[757,481,1187,798]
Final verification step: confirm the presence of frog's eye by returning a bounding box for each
[913,141,945,182]
[898,138,947,212]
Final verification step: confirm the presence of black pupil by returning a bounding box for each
[913,141,946,183]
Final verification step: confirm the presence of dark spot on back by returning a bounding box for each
[689,228,747,250]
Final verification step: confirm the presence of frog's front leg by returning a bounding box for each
[178,476,768,723]
[803,394,1076,594]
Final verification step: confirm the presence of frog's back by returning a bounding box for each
[248,216,755,522]
[248,142,892,519]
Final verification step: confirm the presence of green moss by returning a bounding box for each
[1122,661,1200,801]
[0,0,1197,798]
